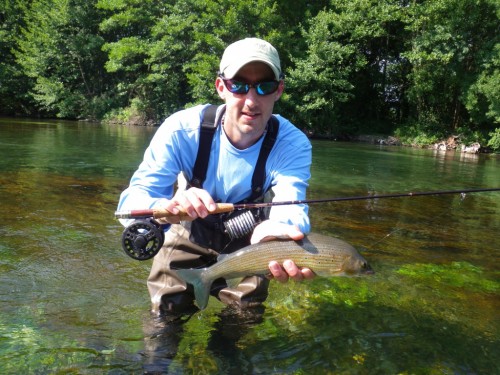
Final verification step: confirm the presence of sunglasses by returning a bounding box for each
[219,74,281,96]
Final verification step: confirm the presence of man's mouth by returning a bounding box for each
[242,110,260,118]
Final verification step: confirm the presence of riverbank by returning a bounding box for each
[1,115,495,154]
[350,134,494,154]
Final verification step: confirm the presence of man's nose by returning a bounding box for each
[244,87,260,104]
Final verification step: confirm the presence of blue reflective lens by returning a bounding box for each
[220,76,280,96]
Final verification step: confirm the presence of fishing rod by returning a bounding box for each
[115,187,500,220]
[117,187,500,261]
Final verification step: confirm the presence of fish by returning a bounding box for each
[176,233,374,309]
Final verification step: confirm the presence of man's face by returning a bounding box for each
[216,62,283,149]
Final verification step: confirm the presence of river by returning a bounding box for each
[0,118,498,374]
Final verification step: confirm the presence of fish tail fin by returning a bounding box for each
[176,268,211,310]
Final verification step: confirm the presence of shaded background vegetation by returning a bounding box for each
[1,0,499,148]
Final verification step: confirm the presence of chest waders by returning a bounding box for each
[147,105,280,314]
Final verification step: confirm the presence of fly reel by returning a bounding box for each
[223,210,259,240]
[121,219,165,260]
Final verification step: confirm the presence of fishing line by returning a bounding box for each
[367,191,470,252]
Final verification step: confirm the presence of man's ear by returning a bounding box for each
[274,80,284,102]
[215,77,225,100]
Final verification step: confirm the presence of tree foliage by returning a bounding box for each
[1,0,498,147]
[13,0,115,119]
[0,0,37,115]
[403,0,499,135]
[285,0,408,136]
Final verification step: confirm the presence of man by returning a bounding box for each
[118,37,314,315]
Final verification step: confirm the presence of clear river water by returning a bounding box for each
[0,118,499,374]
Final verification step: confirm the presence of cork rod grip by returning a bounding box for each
[151,203,235,218]
[114,203,235,219]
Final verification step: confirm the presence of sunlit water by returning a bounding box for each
[0,118,498,374]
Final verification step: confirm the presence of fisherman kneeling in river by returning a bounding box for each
[117,37,314,315]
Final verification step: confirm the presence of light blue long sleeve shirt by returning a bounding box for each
[118,104,312,233]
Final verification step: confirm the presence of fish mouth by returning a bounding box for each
[362,263,375,275]
[346,265,374,276]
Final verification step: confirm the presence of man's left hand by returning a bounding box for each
[251,220,316,283]
[268,259,315,283]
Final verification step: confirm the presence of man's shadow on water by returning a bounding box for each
[140,305,265,374]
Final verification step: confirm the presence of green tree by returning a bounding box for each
[465,35,500,127]
[15,0,113,119]
[403,0,499,136]
[97,0,168,123]
[0,0,37,116]
[98,0,296,123]
[285,0,407,135]
[2,0,497,149]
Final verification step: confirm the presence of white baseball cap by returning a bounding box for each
[219,38,282,80]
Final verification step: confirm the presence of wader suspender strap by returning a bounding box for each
[191,105,219,188]
[190,105,280,198]
[248,115,279,202]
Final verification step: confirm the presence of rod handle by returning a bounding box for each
[115,202,235,219]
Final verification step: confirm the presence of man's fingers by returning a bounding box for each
[283,260,303,281]
[268,261,288,283]
[268,260,316,283]
[300,268,316,280]
[170,188,216,219]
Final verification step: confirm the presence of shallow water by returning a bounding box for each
[0,118,498,374]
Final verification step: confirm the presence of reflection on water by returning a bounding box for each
[0,118,499,374]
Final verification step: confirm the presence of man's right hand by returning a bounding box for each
[159,187,217,223]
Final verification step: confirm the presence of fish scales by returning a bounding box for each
[176,233,373,309]
[207,240,350,280]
